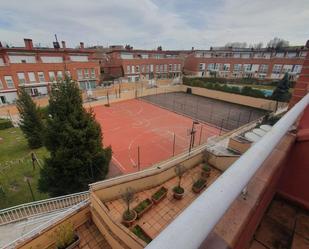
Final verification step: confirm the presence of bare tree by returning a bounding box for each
[267,37,289,49]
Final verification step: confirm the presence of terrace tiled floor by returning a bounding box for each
[105,164,221,239]
[249,197,309,249]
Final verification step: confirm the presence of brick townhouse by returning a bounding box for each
[184,43,308,81]
[0,39,100,104]
[101,48,186,83]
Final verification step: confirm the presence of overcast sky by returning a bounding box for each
[0,0,308,50]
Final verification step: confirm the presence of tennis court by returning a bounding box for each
[93,99,220,174]
[142,92,267,130]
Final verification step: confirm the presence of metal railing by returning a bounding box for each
[145,93,309,249]
[0,191,89,225]
[2,199,89,249]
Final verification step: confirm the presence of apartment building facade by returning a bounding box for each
[103,49,184,83]
[184,45,308,81]
[0,39,100,104]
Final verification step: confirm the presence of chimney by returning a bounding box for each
[24,38,33,49]
[306,40,309,48]
[80,42,84,49]
[61,41,66,49]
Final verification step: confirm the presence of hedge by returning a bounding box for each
[0,118,13,130]
[183,77,269,99]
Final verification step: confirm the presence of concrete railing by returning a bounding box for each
[0,191,89,225]
[145,93,309,249]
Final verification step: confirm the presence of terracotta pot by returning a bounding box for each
[173,191,184,200]
[192,183,206,194]
[122,210,137,227]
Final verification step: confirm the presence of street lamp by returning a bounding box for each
[189,120,199,154]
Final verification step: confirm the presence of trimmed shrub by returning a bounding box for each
[0,118,13,130]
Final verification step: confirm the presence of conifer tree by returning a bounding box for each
[271,73,291,110]
[16,88,44,148]
[39,78,111,196]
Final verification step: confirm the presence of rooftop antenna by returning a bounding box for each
[55,34,58,43]
[53,34,60,49]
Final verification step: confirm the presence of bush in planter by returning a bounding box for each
[151,186,168,204]
[201,163,211,178]
[132,225,152,244]
[53,222,78,249]
[121,187,137,226]
[192,178,207,194]
[173,164,186,200]
[134,198,153,218]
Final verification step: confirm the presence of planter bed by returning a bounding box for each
[151,187,168,204]
[192,179,207,194]
[132,225,152,244]
[133,198,153,218]
[57,235,80,249]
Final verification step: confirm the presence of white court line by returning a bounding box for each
[112,156,127,171]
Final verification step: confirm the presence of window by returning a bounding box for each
[91,69,95,78]
[272,64,282,74]
[208,64,215,70]
[49,72,56,82]
[28,72,36,83]
[160,65,163,72]
[136,65,140,73]
[259,64,269,73]
[150,64,154,72]
[233,64,242,71]
[178,64,181,71]
[282,65,293,73]
[38,72,45,82]
[131,66,135,73]
[141,65,145,73]
[169,64,173,71]
[214,63,221,70]
[9,55,36,63]
[173,64,177,71]
[243,64,252,72]
[41,56,63,63]
[57,71,63,79]
[17,72,26,85]
[223,64,230,71]
[156,65,159,72]
[70,55,88,62]
[0,79,3,89]
[145,65,149,73]
[77,69,83,80]
[199,63,205,71]
[127,65,131,73]
[84,69,89,78]
[0,58,4,66]
[4,76,14,88]
[293,65,302,73]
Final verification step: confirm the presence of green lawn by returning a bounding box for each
[0,128,49,209]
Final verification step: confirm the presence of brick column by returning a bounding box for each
[289,41,309,108]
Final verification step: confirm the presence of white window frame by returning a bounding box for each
[77,69,83,80]
[4,76,14,88]
[91,68,95,78]
[0,79,3,89]
[17,72,26,85]
[49,72,56,82]
[84,69,89,78]
[28,72,36,83]
[38,72,45,82]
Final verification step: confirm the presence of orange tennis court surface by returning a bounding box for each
[93,99,220,174]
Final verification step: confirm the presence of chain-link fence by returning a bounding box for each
[141,92,268,131]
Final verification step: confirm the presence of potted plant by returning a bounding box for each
[172,164,186,200]
[151,186,168,204]
[201,163,211,179]
[54,222,79,249]
[122,187,137,227]
[133,198,154,218]
[192,178,207,193]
